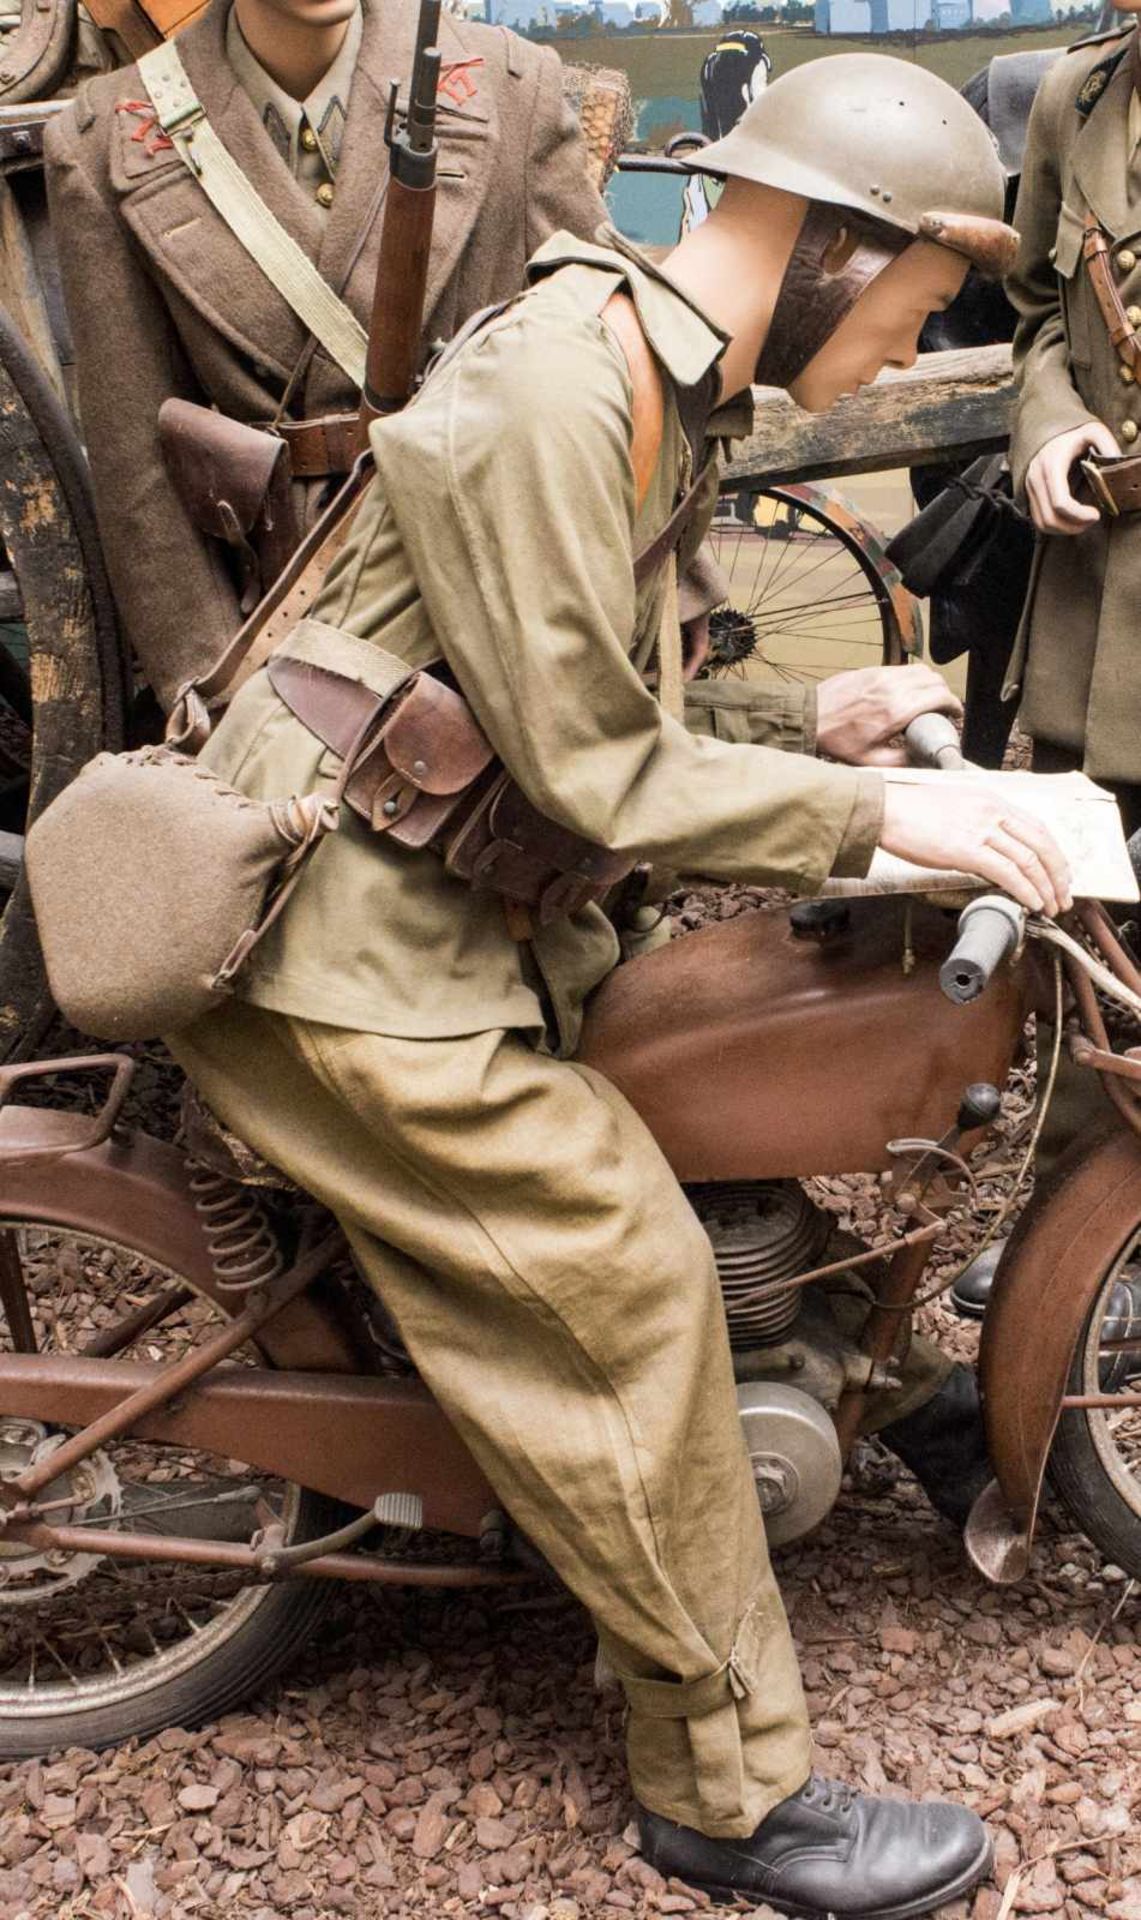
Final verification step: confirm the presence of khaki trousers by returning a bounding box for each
[170,1001,940,1836]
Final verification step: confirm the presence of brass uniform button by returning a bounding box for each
[300,125,319,153]
[316,181,334,208]
[1122,419,1139,444]
[1121,364,1136,384]
[1128,306,1141,326]
[1119,248,1138,272]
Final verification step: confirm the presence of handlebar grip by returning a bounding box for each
[939,896,1025,1006]
[904,711,966,771]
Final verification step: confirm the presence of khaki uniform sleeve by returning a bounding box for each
[1007,62,1102,497]
[368,308,881,892]
[523,44,609,254]
[683,679,816,755]
[44,110,241,711]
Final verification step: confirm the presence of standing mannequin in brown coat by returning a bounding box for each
[44,0,609,711]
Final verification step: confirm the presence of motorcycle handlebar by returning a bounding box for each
[903,711,967,771]
[939,895,1026,1006]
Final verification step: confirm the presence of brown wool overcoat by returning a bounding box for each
[1008,23,1141,782]
[44,0,608,711]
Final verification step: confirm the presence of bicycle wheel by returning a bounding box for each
[706,480,922,684]
[0,302,128,1061]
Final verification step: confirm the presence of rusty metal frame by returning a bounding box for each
[1,1515,526,1589]
[0,1351,499,1538]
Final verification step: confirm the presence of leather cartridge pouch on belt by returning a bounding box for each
[267,652,637,929]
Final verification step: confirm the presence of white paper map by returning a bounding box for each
[821,769,1140,904]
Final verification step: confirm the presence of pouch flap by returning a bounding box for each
[159,398,288,540]
[1054,201,1085,280]
[381,675,494,794]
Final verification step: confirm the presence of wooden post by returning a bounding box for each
[725,344,1015,487]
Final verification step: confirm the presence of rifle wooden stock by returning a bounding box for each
[357,175,437,448]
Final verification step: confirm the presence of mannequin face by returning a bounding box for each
[788,238,969,413]
[246,0,356,24]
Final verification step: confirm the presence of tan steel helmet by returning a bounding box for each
[683,52,1016,280]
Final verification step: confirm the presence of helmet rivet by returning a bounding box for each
[882,191,893,204]
[869,184,880,196]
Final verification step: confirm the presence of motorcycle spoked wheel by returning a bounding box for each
[0,1219,341,1760]
[1047,1229,1141,1580]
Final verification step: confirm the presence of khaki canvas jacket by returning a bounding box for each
[196,233,882,1057]
[1008,24,1141,779]
[44,0,608,711]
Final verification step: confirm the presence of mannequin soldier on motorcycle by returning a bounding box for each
[168,55,1071,1920]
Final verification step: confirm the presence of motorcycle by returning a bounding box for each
[1,722,1140,1758]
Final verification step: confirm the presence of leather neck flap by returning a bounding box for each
[755,202,910,390]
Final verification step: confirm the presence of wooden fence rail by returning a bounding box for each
[728,343,1015,488]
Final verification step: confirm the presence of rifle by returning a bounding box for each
[356,0,442,445]
[168,0,445,744]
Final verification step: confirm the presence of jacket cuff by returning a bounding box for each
[682,678,811,754]
[830,772,884,879]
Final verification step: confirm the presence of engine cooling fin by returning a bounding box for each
[688,1180,831,1348]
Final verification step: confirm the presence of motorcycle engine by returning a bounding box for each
[689,1180,850,1545]
[688,1180,831,1348]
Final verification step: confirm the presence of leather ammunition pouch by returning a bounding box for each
[159,400,298,613]
[268,654,635,926]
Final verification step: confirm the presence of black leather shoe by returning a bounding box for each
[878,1363,991,1526]
[950,1239,1006,1319]
[638,1775,992,1920]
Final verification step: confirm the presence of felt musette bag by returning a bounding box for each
[25,745,337,1041]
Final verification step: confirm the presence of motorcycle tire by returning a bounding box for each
[0,1216,342,1760]
[0,1483,341,1760]
[1047,1257,1141,1582]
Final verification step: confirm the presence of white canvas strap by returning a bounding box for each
[137,40,368,388]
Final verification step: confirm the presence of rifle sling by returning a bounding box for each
[136,41,369,387]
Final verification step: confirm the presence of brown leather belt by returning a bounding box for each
[1076,452,1141,518]
[267,654,635,931]
[270,413,359,479]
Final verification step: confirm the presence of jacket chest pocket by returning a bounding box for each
[1055,200,1093,369]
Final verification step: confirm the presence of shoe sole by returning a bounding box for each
[674,1830,994,1920]
[949,1292,987,1321]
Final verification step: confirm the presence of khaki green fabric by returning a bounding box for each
[169,999,949,1830]
[170,994,932,1835]
[1007,27,1141,781]
[200,233,883,1056]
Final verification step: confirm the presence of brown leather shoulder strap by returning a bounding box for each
[601,290,664,514]
[1081,210,1141,369]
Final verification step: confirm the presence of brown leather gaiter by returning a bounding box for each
[755,202,911,390]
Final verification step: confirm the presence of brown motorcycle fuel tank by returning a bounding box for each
[578,898,1028,1180]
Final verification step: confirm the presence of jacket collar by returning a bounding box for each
[111,0,495,398]
[526,226,727,390]
[1071,37,1139,241]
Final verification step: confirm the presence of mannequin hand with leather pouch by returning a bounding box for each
[1025,420,1120,534]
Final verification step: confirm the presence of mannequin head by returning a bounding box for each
[233,0,356,99]
[664,176,969,410]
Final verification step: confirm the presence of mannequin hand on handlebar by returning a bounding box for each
[879,783,1073,916]
[815,665,961,766]
[1025,421,1120,536]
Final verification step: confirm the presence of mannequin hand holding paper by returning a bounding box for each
[878,779,1072,915]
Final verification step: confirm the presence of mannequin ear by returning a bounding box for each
[822,224,860,274]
